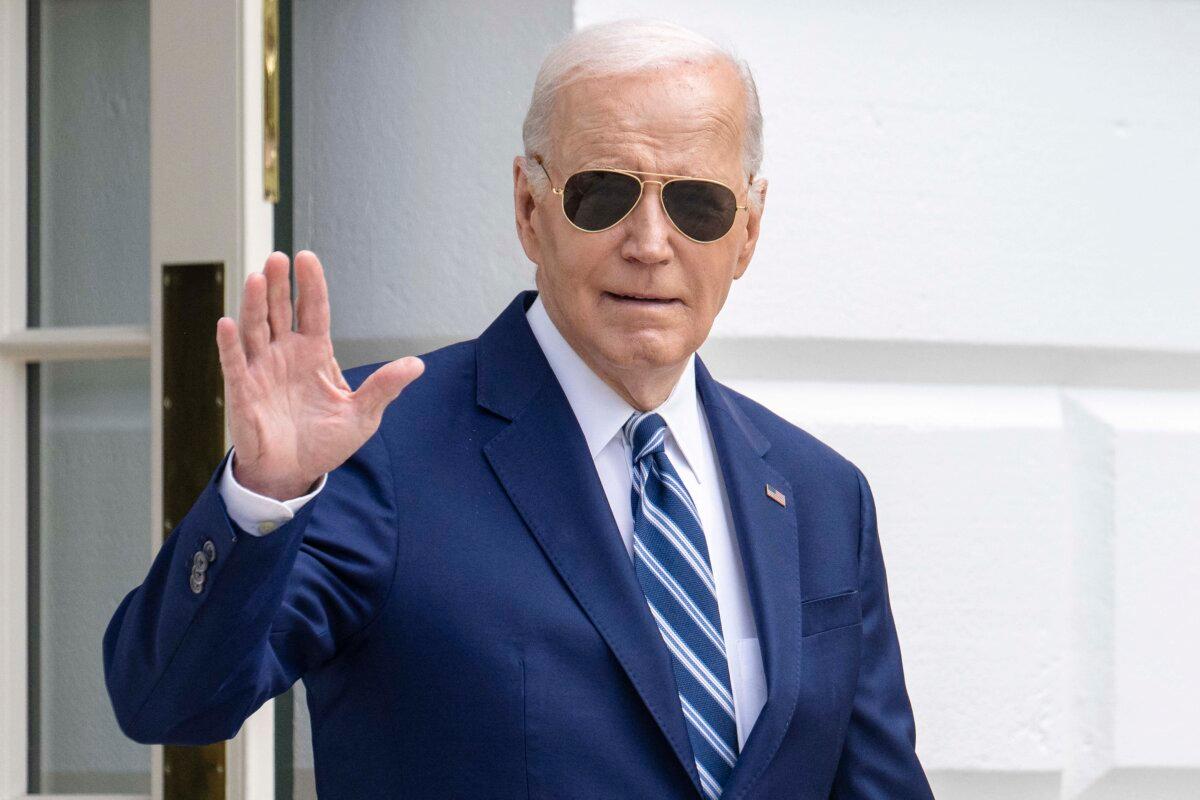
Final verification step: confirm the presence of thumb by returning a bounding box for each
[353,356,425,417]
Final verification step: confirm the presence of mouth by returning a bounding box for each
[604,291,681,306]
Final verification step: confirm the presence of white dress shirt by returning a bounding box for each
[217,295,767,748]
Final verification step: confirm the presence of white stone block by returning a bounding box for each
[729,381,1069,770]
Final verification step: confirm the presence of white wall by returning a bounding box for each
[295,1,1200,797]
[294,0,572,366]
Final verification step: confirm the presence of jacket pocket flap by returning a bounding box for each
[801,590,861,637]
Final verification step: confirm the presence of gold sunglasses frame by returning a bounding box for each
[534,156,749,244]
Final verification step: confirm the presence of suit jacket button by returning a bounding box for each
[192,551,209,573]
[189,572,205,594]
[202,539,217,563]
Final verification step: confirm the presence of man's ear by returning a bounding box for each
[733,177,767,280]
[513,156,543,266]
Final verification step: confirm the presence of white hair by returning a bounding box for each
[520,18,764,208]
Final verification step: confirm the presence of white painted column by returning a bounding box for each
[150,1,275,798]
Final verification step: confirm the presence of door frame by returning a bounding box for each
[0,0,277,797]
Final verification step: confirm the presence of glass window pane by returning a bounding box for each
[34,358,151,793]
[36,0,149,327]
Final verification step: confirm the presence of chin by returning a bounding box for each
[599,332,692,372]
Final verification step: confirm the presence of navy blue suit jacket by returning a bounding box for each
[104,290,934,799]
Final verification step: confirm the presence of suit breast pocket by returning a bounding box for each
[801,589,861,637]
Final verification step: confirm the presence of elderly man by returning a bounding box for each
[104,18,933,800]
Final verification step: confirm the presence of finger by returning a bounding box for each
[294,250,331,337]
[352,356,425,418]
[240,271,271,358]
[217,317,263,460]
[215,316,250,398]
[264,251,293,339]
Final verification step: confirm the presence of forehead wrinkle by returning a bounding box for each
[555,110,743,178]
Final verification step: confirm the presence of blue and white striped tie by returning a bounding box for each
[623,411,739,800]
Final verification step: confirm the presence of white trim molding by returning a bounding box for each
[0,0,29,795]
[151,1,275,798]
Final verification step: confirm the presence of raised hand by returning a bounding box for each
[215,250,424,500]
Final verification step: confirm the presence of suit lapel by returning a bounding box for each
[695,357,805,800]
[478,291,705,795]
[476,292,805,798]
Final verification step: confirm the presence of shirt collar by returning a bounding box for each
[525,294,706,483]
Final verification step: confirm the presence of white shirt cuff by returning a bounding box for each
[217,446,327,536]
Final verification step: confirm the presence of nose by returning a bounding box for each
[619,180,673,266]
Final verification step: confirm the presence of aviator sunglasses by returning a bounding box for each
[534,156,749,244]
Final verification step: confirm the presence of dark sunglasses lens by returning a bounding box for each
[662,180,738,242]
[562,171,641,231]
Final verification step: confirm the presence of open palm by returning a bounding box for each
[215,250,424,500]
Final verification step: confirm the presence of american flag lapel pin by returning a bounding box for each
[765,484,787,507]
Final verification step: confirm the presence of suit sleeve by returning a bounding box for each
[101,426,399,745]
[829,467,934,799]
[218,445,328,535]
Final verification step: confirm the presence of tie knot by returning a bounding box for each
[623,412,668,463]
